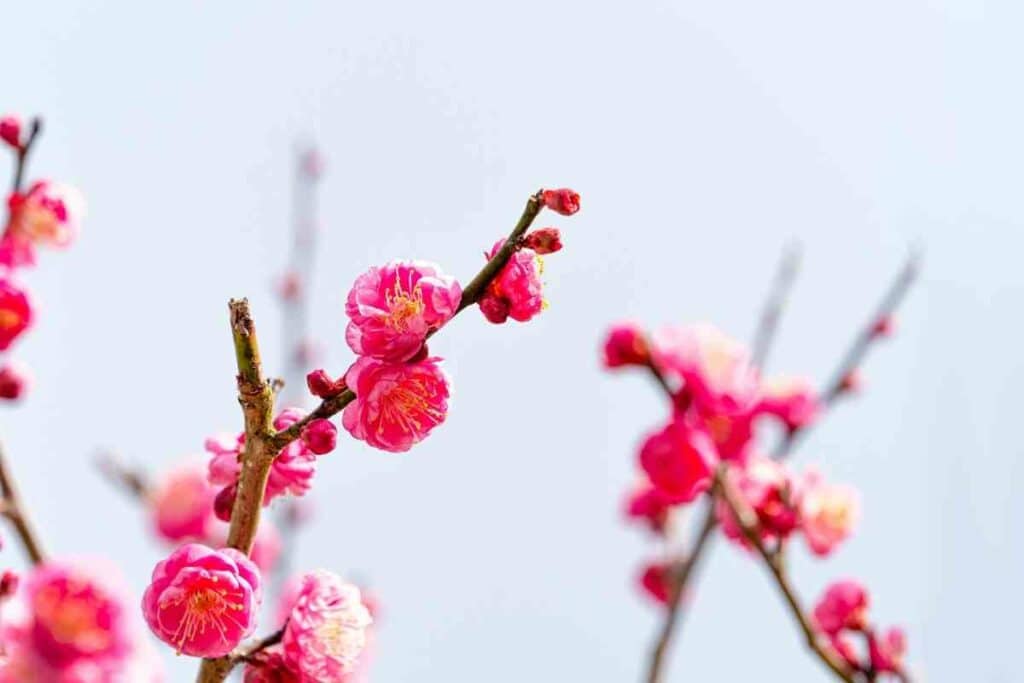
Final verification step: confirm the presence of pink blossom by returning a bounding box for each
[540,188,581,215]
[6,181,84,252]
[829,634,862,670]
[638,420,716,503]
[623,479,675,534]
[602,321,650,369]
[716,458,800,546]
[281,570,372,681]
[302,419,338,455]
[0,361,31,400]
[756,376,821,432]
[341,356,450,453]
[345,260,461,362]
[149,461,217,543]
[869,627,907,673]
[0,278,32,351]
[523,227,563,254]
[478,239,544,324]
[141,543,261,657]
[638,561,673,606]
[813,580,869,636]
[799,472,859,556]
[0,116,21,149]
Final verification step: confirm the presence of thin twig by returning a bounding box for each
[774,251,920,459]
[714,466,855,682]
[751,243,802,369]
[95,452,150,499]
[11,117,42,194]
[0,442,46,564]
[232,625,286,665]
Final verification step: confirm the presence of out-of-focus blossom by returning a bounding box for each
[345,260,461,362]
[638,420,716,504]
[478,239,544,324]
[798,471,859,556]
[813,580,869,636]
[602,321,650,369]
[0,570,19,600]
[141,543,261,657]
[869,627,907,674]
[148,461,217,543]
[540,188,580,215]
[6,181,84,253]
[756,376,820,432]
[522,227,563,254]
[0,361,31,400]
[716,458,800,546]
[638,560,673,606]
[342,356,450,453]
[0,116,22,149]
[624,479,675,534]
[281,570,372,682]
[276,272,302,302]
[0,278,32,351]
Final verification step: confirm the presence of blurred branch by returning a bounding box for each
[11,117,41,194]
[751,243,802,369]
[96,452,150,499]
[713,466,855,682]
[0,441,46,564]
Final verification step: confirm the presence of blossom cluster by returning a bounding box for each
[604,317,909,678]
[0,113,84,402]
[814,580,908,678]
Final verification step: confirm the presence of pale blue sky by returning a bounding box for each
[2,1,1020,680]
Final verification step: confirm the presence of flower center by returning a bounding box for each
[380,379,443,434]
[0,309,22,330]
[34,588,111,653]
[384,280,425,331]
[164,584,242,652]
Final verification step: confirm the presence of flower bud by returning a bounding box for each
[214,483,238,522]
[0,116,22,149]
[306,369,345,399]
[478,295,511,324]
[541,188,580,216]
[523,227,563,254]
[0,570,19,599]
[602,322,649,368]
[301,418,338,456]
[0,362,30,400]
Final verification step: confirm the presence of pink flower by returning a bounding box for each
[23,562,132,670]
[829,634,862,670]
[206,408,321,505]
[799,472,859,556]
[244,647,301,682]
[638,561,673,606]
[281,571,372,681]
[0,361,31,400]
[345,260,461,362]
[624,479,675,534]
[638,420,716,503]
[716,458,800,546]
[813,580,869,636]
[540,188,581,216]
[756,376,821,432]
[149,461,217,543]
[6,181,84,250]
[869,627,907,673]
[0,278,32,351]
[602,321,650,369]
[341,356,450,453]
[141,543,261,657]
[0,116,21,149]
[523,227,563,254]
[302,419,338,456]
[478,239,544,324]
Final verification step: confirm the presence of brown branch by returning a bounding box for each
[0,441,46,565]
[232,624,286,665]
[774,251,920,459]
[714,466,855,682]
[11,117,42,194]
[95,452,150,499]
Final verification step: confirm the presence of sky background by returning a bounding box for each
[2,1,1020,680]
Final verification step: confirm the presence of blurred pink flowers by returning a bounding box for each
[813,580,869,635]
[638,420,716,504]
[799,472,859,557]
[602,321,650,369]
[149,461,217,543]
[0,277,32,351]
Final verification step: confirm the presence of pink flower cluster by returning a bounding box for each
[241,571,373,683]
[0,113,84,403]
[0,561,161,681]
[813,580,908,678]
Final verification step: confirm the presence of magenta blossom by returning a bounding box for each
[141,543,261,657]
[623,479,676,534]
[638,560,673,606]
[342,356,450,453]
[869,627,907,673]
[798,470,859,557]
[0,361,31,400]
[6,181,84,252]
[756,376,821,432]
[345,260,461,362]
[602,321,650,369]
[813,580,869,636]
[638,420,716,504]
[149,460,217,543]
[716,458,800,548]
[0,277,32,351]
[478,238,545,324]
[281,570,373,682]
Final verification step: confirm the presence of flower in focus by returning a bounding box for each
[540,188,580,216]
[5,181,85,254]
[624,479,676,534]
[869,627,907,673]
[141,543,261,657]
[0,361,31,400]
[342,356,450,453]
[281,570,373,682]
[345,260,461,362]
[638,420,716,504]
[799,472,859,556]
[148,461,217,543]
[716,458,800,547]
[756,376,820,432]
[602,321,650,369]
[478,239,545,324]
[0,278,32,351]
[812,580,869,636]
[638,560,673,606]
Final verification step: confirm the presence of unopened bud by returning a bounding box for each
[306,369,345,399]
[523,228,563,254]
[0,116,22,150]
[540,188,580,216]
[301,419,338,456]
[214,483,237,522]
